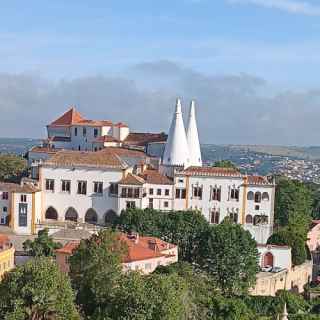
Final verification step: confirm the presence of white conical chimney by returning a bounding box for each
[281,304,288,320]
[186,100,202,167]
[162,99,190,167]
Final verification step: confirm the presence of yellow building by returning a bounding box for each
[0,234,15,279]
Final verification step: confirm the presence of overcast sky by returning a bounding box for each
[1,0,320,145]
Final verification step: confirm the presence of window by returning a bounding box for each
[61,180,71,193]
[212,187,221,201]
[165,189,170,196]
[121,187,127,198]
[78,145,81,151]
[149,198,153,209]
[255,205,260,211]
[230,188,239,201]
[3,206,7,212]
[262,192,269,201]
[2,192,8,200]
[134,188,140,199]
[230,212,238,223]
[164,201,169,208]
[20,194,27,203]
[83,127,87,137]
[254,215,268,225]
[254,192,262,203]
[247,191,254,201]
[18,203,28,227]
[157,189,161,196]
[109,183,118,195]
[246,215,253,224]
[211,210,220,224]
[94,128,98,137]
[149,188,154,195]
[193,186,202,199]
[175,188,186,199]
[178,178,184,183]
[74,127,78,136]
[94,182,103,194]
[126,201,136,209]
[77,181,87,195]
[127,188,133,198]
[45,179,54,192]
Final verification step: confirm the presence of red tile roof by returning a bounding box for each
[124,132,167,147]
[247,175,272,185]
[181,166,242,177]
[118,173,145,185]
[139,169,173,185]
[94,135,120,143]
[49,107,85,126]
[56,233,176,264]
[29,146,61,154]
[0,182,39,193]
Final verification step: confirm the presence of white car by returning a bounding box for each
[261,265,272,272]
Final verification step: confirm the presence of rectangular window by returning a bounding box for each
[230,188,240,201]
[74,127,78,136]
[109,183,118,195]
[164,201,169,208]
[18,203,28,227]
[149,188,154,195]
[61,180,71,193]
[149,198,153,209]
[212,187,221,202]
[157,189,161,196]
[121,187,127,198]
[134,188,140,199]
[175,188,186,199]
[45,179,54,192]
[126,201,136,209]
[211,210,220,224]
[127,188,133,198]
[77,181,87,195]
[3,206,7,212]
[20,194,27,203]
[193,186,202,199]
[94,128,98,137]
[94,182,103,194]
[83,127,87,137]
[165,189,170,196]
[2,192,8,200]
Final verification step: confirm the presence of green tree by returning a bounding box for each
[267,227,308,266]
[0,154,27,182]
[198,220,259,297]
[275,177,313,229]
[116,209,209,262]
[23,228,62,257]
[0,257,79,320]
[213,160,238,170]
[69,229,128,318]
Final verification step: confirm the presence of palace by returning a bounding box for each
[0,99,275,244]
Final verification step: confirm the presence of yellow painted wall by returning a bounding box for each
[0,247,15,280]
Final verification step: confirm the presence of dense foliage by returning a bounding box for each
[0,257,79,320]
[213,160,239,170]
[0,154,27,182]
[23,228,62,257]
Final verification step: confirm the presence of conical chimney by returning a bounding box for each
[186,100,202,167]
[162,99,190,167]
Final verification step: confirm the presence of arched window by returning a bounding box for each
[104,209,117,225]
[85,209,98,224]
[230,212,238,223]
[245,214,253,224]
[247,191,254,201]
[263,252,274,268]
[262,192,269,201]
[45,207,58,220]
[254,192,262,203]
[65,207,78,222]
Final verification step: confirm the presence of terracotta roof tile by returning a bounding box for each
[94,135,120,143]
[181,166,242,177]
[49,107,85,126]
[124,132,167,147]
[0,182,39,193]
[247,175,272,185]
[118,173,145,185]
[139,169,173,185]
[55,241,80,254]
[29,146,61,154]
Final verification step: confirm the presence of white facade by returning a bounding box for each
[257,245,292,270]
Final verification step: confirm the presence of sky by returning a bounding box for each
[1,0,320,145]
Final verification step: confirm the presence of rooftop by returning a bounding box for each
[180,166,242,177]
[0,182,40,193]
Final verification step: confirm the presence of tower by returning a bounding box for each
[186,100,202,167]
[162,99,190,168]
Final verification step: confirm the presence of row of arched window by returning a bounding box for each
[210,211,269,225]
[245,214,268,225]
[45,207,117,225]
[247,191,269,202]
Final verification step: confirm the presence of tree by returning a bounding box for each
[116,209,209,262]
[275,177,313,229]
[213,160,238,170]
[0,154,27,182]
[267,227,308,266]
[69,229,128,318]
[23,228,62,257]
[198,220,259,297]
[0,257,79,320]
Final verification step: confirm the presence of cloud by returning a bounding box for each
[228,0,320,16]
[0,62,320,146]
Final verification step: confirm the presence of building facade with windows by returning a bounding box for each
[0,235,15,280]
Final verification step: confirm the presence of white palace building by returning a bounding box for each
[0,99,275,244]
